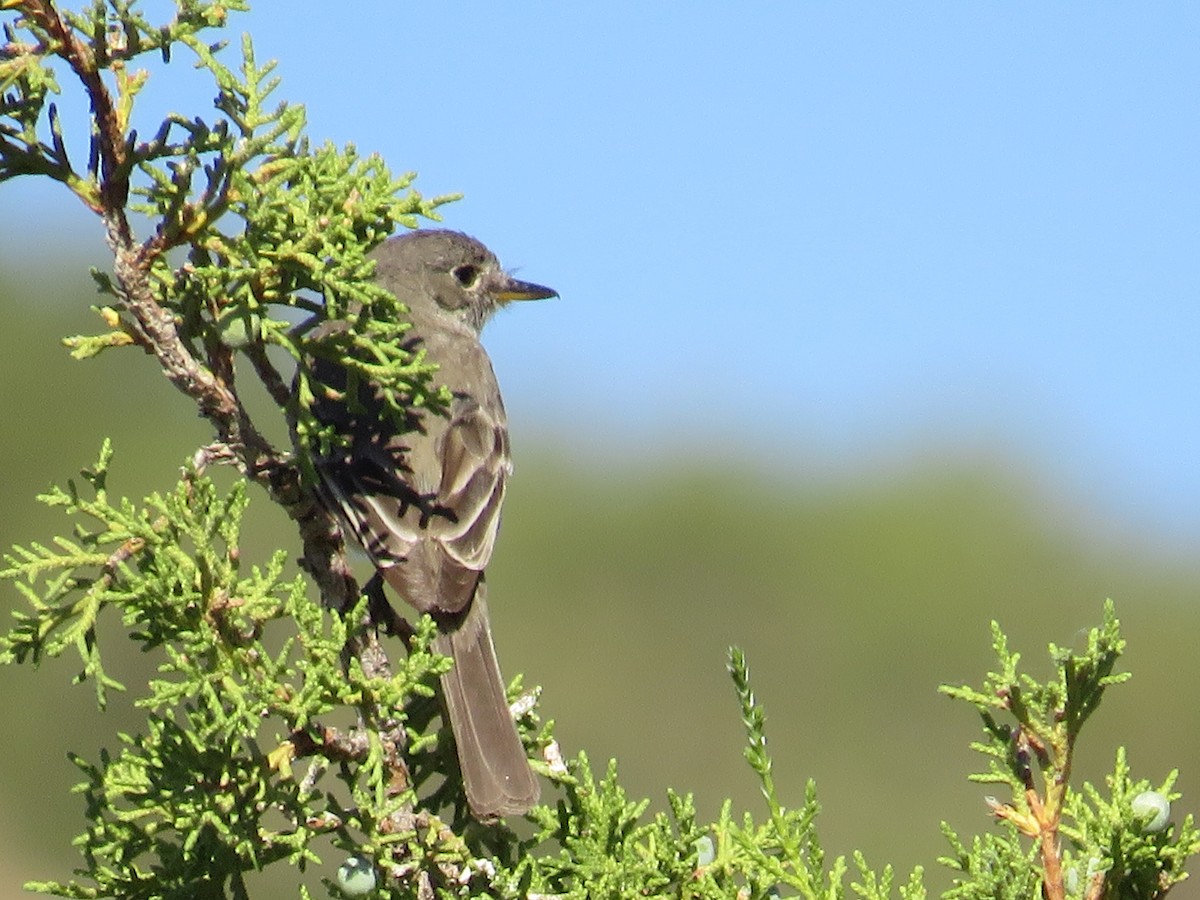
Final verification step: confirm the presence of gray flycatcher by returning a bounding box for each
[305,229,554,821]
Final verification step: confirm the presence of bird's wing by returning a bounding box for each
[436,394,511,570]
[313,385,509,616]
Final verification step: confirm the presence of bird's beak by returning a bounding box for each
[495,275,558,304]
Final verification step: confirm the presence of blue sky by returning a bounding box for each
[4,3,1199,545]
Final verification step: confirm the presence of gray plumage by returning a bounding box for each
[307,229,554,821]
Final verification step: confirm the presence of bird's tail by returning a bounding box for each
[427,581,539,821]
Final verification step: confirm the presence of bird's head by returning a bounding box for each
[369,229,557,333]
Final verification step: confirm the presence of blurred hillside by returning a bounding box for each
[1,265,1198,896]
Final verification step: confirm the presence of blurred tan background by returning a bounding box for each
[2,251,1198,896]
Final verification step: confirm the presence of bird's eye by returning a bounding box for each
[452,264,480,288]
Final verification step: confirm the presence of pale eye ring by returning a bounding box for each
[452,264,480,288]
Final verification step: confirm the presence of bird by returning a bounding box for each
[303,229,555,821]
